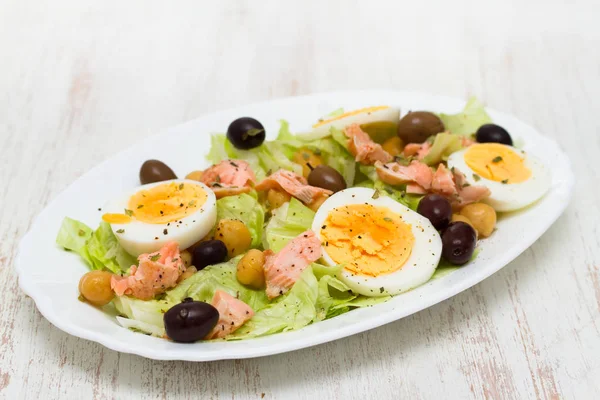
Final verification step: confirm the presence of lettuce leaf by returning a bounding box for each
[216,193,265,248]
[165,257,269,311]
[355,178,422,211]
[229,266,319,339]
[56,218,134,274]
[422,133,464,166]
[439,97,492,136]
[113,296,172,337]
[264,198,315,252]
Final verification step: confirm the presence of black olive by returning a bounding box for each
[475,124,513,146]
[417,194,453,230]
[441,222,477,265]
[139,160,177,185]
[227,117,266,150]
[164,299,219,343]
[397,111,445,144]
[192,240,228,270]
[307,165,346,193]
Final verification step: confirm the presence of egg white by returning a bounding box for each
[447,146,552,212]
[103,179,217,256]
[301,106,400,140]
[312,187,442,297]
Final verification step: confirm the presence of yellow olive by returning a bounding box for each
[267,189,291,210]
[236,249,266,289]
[180,250,192,268]
[78,271,114,307]
[214,219,252,258]
[382,136,405,157]
[460,203,497,238]
[292,148,323,178]
[308,195,328,212]
[185,170,204,181]
[178,265,198,282]
[451,214,478,238]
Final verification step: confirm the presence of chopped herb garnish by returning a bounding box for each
[137,204,144,209]
[492,156,503,163]
[473,174,481,182]
[179,183,184,190]
[116,229,125,234]
[246,128,264,137]
[77,229,86,237]
[379,287,385,293]
[372,189,381,199]
[124,209,133,216]
[188,200,196,207]
[383,217,392,222]
[212,182,223,187]
[230,161,239,168]
[501,179,509,184]
[150,254,161,261]
[215,175,221,183]
[302,152,310,160]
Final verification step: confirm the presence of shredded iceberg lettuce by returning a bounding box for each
[264,198,315,252]
[216,192,265,248]
[56,218,135,274]
[422,132,465,166]
[439,97,492,136]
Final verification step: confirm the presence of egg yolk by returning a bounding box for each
[313,106,389,128]
[320,204,414,277]
[464,143,531,184]
[103,182,207,225]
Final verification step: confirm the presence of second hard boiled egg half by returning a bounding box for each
[309,106,400,142]
[102,179,217,256]
[312,187,442,297]
[447,143,551,212]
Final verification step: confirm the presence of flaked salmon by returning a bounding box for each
[375,160,434,189]
[206,290,254,339]
[111,241,185,300]
[263,230,322,299]
[403,142,432,160]
[345,124,393,165]
[255,169,332,205]
[202,160,256,198]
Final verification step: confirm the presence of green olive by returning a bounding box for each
[397,111,445,144]
[267,189,291,210]
[236,249,266,289]
[78,271,114,307]
[292,148,323,177]
[214,219,252,258]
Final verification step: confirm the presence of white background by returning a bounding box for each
[1,1,599,399]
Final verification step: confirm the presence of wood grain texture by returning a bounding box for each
[1,0,599,399]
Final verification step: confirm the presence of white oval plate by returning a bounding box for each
[16,90,573,361]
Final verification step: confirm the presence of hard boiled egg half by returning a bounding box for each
[447,143,551,212]
[312,187,442,297]
[307,106,400,141]
[102,179,217,256]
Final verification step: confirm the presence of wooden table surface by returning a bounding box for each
[1,1,599,399]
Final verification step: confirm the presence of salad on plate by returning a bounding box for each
[56,98,551,343]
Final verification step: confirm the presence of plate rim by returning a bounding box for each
[15,89,575,361]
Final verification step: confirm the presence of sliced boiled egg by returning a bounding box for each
[312,187,442,297]
[306,106,400,140]
[447,143,551,212]
[102,179,217,256]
